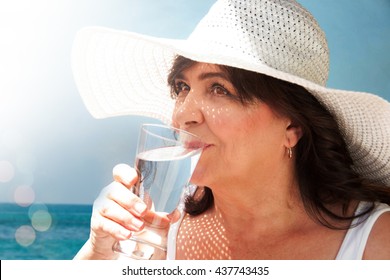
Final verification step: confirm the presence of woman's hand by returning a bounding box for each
[74,164,147,259]
[74,163,182,260]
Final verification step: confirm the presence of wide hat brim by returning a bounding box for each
[71,26,390,187]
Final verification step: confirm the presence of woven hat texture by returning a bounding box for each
[72,0,390,186]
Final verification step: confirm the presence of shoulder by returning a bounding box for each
[363,205,390,260]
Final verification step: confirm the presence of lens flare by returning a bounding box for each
[15,225,36,247]
[28,203,48,219]
[0,160,15,183]
[14,185,35,207]
[31,209,52,232]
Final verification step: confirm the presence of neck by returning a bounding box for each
[209,173,308,235]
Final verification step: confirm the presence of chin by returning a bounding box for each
[189,167,208,186]
[189,151,212,186]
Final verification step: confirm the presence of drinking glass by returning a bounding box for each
[112,124,204,259]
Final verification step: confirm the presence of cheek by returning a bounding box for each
[172,99,185,116]
[203,105,235,126]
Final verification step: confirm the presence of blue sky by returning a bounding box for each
[0,0,389,205]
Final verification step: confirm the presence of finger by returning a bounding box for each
[91,213,133,240]
[100,181,147,217]
[112,164,139,188]
[143,211,171,229]
[97,198,145,230]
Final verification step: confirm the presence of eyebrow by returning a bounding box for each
[197,71,230,81]
[174,71,230,82]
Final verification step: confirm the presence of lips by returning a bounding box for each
[184,141,205,149]
[203,144,212,150]
[184,141,212,150]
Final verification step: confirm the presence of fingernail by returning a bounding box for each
[113,164,137,185]
[121,172,136,185]
[132,218,144,230]
[134,203,147,215]
[121,229,132,238]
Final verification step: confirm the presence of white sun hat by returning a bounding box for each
[71,0,390,186]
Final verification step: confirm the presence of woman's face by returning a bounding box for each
[171,62,293,188]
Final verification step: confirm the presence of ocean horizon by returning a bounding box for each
[0,202,92,260]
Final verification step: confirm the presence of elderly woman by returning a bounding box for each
[72,0,390,259]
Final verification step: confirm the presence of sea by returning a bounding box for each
[0,203,92,260]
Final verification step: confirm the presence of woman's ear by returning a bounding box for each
[285,123,303,148]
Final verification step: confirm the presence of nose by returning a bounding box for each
[172,90,204,129]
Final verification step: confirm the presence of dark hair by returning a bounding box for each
[167,55,390,229]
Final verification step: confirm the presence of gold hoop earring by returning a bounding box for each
[287,147,293,159]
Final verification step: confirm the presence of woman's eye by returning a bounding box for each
[210,83,235,98]
[174,81,190,97]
